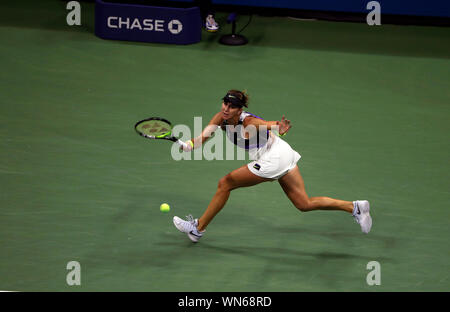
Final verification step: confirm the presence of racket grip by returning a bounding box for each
[177,139,188,149]
[177,139,194,151]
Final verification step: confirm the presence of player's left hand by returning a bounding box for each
[278,115,291,135]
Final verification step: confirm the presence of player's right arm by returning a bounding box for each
[183,112,222,151]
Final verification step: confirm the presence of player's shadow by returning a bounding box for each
[170,241,391,264]
[195,243,371,261]
[274,226,400,250]
[115,237,390,290]
[148,236,392,267]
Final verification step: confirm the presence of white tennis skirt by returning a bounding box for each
[247,137,301,179]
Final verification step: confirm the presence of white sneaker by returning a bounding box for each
[205,14,219,32]
[173,215,204,243]
[352,200,372,234]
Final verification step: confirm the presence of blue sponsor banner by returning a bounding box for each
[95,0,201,45]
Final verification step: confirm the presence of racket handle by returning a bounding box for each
[176,139,188,149]
[177,139,194,151]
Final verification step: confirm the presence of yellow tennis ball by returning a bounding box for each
[160,203,170,212]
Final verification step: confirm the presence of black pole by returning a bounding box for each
[219,13,248,46]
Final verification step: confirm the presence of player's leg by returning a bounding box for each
[197,164,272,231]
[278,165,353,213]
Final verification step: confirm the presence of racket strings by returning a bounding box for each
[137,120,172,137]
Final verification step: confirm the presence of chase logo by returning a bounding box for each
[107,17,183,35]
[168,19,183,34]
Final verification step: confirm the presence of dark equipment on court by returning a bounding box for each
[219,13,250,46]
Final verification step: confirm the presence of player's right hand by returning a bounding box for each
[180,140,194,152]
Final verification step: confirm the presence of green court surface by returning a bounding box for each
[0,1,449,292]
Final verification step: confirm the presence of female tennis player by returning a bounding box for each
[173,90,372,242]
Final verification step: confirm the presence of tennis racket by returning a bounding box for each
[134,117,189,149]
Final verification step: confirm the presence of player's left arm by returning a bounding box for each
[244,115,291,135]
